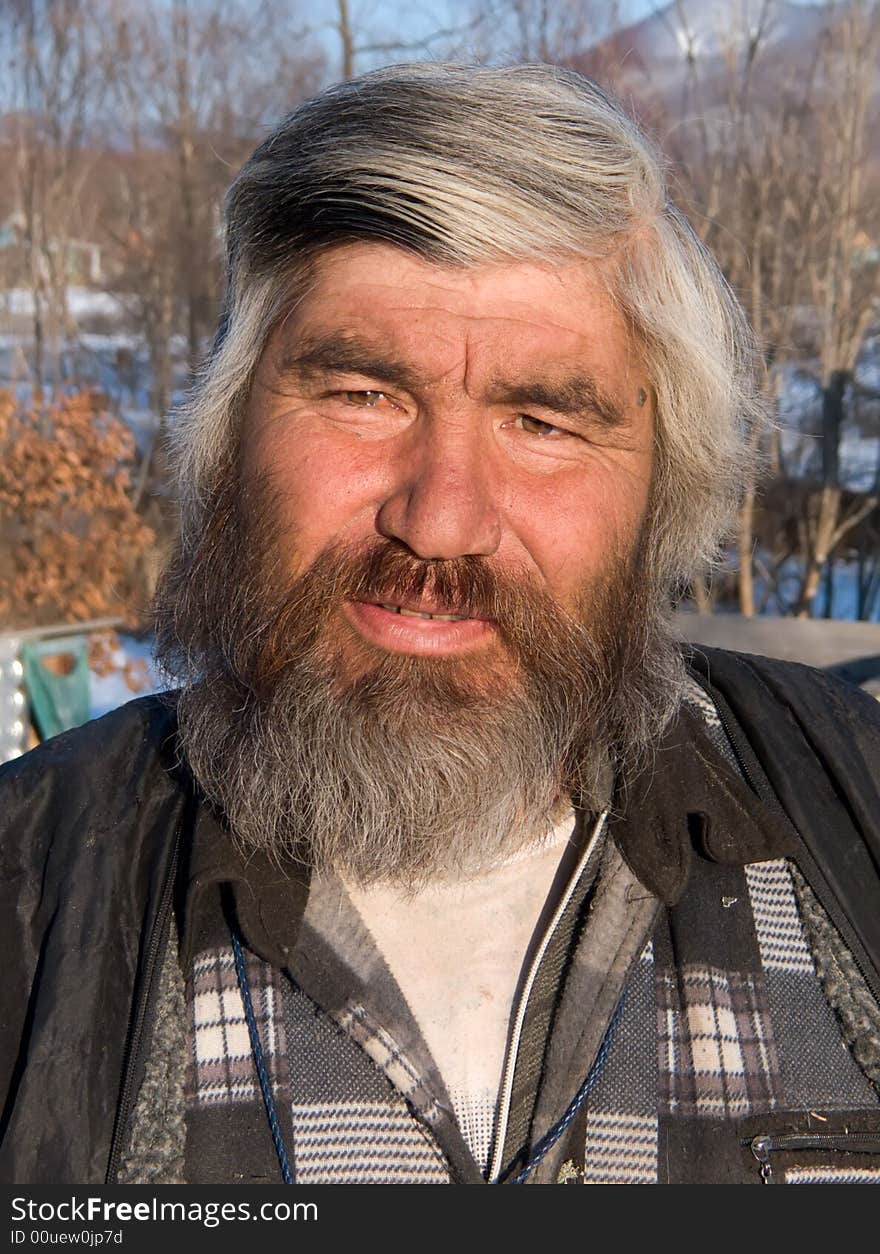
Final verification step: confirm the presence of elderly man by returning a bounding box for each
[2,64,879,1187]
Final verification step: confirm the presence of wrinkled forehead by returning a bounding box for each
[260,241,646,399]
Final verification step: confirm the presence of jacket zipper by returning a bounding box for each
[710,695,880,1008]
[104,833,181,1184]
[709,693,765,800]
[487,809,608,1185]
[750,1131,880,1183]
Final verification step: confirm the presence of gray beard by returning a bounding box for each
[177,642,616,889]
[157,478,686,888]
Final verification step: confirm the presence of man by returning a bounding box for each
[2,63,879,1187]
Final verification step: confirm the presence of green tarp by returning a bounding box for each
[22,635,91,741]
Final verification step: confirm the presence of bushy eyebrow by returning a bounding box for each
[276,333,423,395]
[276,330,629,429]
[487,378,627,430]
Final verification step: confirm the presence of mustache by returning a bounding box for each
[346,542,529,625]
[234,536,593,696]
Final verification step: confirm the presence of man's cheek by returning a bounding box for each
[277,474,380,562]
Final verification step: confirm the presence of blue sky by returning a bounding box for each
[319,0,834,76]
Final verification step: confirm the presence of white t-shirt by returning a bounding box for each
[342,812,578,1170]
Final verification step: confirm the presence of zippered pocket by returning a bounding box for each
[750,1132,880,1184]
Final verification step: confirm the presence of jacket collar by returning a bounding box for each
[179,798,311,969]
[609,702,799,905]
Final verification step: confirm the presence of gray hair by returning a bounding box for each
[171,62,766,591]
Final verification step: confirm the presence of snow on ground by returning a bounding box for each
[1,287,128,320]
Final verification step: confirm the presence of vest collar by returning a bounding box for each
[609,703,799,905]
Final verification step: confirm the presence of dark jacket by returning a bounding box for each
[1,646,879,1184]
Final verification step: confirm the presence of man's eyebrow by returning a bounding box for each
[276,334,629,427]
[490,376,628,429]
[275,333,422,394]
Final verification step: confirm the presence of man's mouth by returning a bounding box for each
[342,597,495,656]
[375,602,470,622]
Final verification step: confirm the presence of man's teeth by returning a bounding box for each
[378,603,467,622]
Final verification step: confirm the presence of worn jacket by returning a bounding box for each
[1,646,879,1184]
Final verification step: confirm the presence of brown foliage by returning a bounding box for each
[0,389,156,629]
[88,628,151,692]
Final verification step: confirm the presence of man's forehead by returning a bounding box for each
[268,242,640,391]
[291,240,616,324]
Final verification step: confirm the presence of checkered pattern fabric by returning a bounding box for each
[784,1166,880,1184]
[579,854,880,1183]
[749,860,879,1111]
[581,1112,658,1184]
[284,978,450,1184]
[746,860,815,975]
[289,1102,449,1183]
[185,947,288,1107]
[448,1090,495,1175]
[182,853,880,1183]
[183,943,450,1184]
[336,1002,444,1123]
[658,965,781,1118]
[680,676,740,768]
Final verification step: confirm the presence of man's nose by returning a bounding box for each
[375,421,503,560]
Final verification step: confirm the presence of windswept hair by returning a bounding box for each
[169,62,766,593]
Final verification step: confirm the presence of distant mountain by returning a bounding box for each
[574,0,863,113]
[611,0,829,65]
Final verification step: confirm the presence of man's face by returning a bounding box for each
[241,242,654,686]
[162,241,675,885]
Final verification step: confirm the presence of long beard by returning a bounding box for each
[154,467,685,888]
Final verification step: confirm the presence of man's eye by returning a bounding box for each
[341,390,395,408]
[518,414,567,437]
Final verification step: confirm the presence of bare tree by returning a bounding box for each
[320,0,480,78]
[97,0,324,507]
[7,0,109,390]
[792,0,880,615]
[612,1,879,619]
[466,0,623,65]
